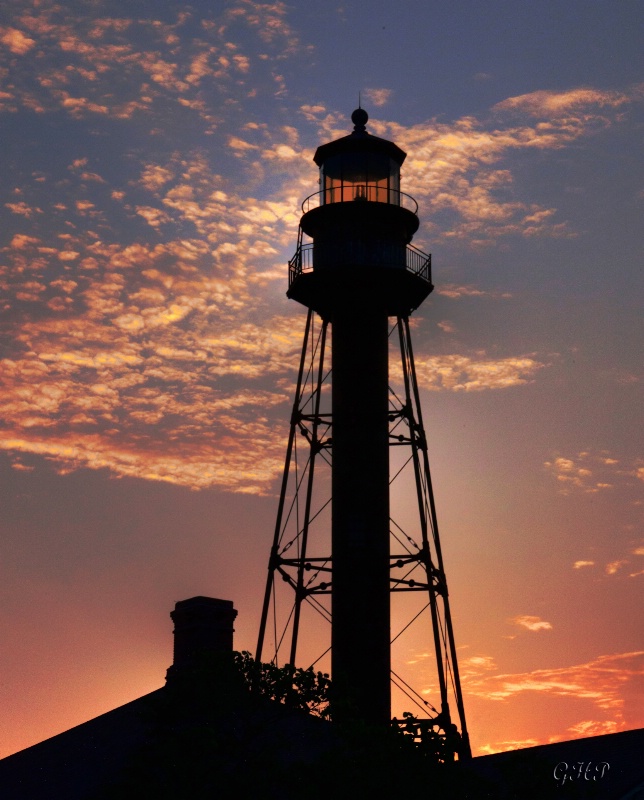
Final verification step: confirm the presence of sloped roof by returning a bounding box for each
[470,727,644,799]
[0,677,332,799]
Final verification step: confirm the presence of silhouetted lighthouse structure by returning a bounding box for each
[257,108,471,759]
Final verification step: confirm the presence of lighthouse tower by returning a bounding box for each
[257,109,470,759]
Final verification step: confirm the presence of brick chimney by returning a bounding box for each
[166,596,238,682]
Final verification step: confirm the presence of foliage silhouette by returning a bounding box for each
[233,650,331,719]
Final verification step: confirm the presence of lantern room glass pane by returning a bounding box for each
[321,154,400,205]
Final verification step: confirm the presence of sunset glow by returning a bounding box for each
[1,0,642,758]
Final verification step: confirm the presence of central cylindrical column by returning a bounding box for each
[331,303,391,727]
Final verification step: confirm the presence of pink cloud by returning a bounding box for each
[511,615,553,632]
[0,26,36,55]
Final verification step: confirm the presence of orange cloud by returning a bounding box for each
[467,650,643,709]
[0,26,36,54]
[1,2,307,125]
[544,450,643,495]
[1,301,296,492]
[139,164,175,192]
[9,234,41,249]
[396,353,545,392]
[0,214,304,492]
[302,102,591,245]
[437,283,512,299]
[1,12,641,510]
[410,648,644,754]
[364,88,392,107]
[5,201,42,217]
[495,87,633,116]
[59,93,109,116]
[0,426,286,494]
[357,87,642,242]
[511,615,553,632]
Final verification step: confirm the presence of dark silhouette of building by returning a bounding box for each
[0,596,642,798]
[0,597,332,799]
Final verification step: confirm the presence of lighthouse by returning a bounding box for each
[258,109,470,758]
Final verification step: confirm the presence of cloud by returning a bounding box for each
[0,100,315,494]
[0,26,36,54]
[1,2,307,124]
[396,353,545,392]
[478,739,540,755]
[466,650,644,753]
[468,650,643,708]
[0,219,303,491]
[0,299,299,494]
[544,451,644,495]
[360,86,643,243]
[4,7,637,251]
[436,283,512,299]
[363,88,392,107]
[0,153,309,492]
[494,87,633,116]
[562,719,621,739]
[420,648,644,754]
[1,167,546,491]
[139,165,175,192]
[0,424,286,494]
[1,5,642,503]
[58,93,109,117]
[511,615,553,632]
[461,655,498,674]
[573,560,594,569]
[3,184,547,479]
[228,135,261,152]
[5,201,42,217]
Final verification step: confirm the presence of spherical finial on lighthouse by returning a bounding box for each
[351,107,368,132]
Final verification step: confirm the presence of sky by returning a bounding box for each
[0,0,643,759]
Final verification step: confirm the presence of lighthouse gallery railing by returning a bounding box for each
[289,241,432,287]
[301,187,419,214]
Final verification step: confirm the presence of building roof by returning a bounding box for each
[1,597,642,799]
[313,108,407,167]
[470,727,644,799]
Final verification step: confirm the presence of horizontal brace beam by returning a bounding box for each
[390,585,431,592]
